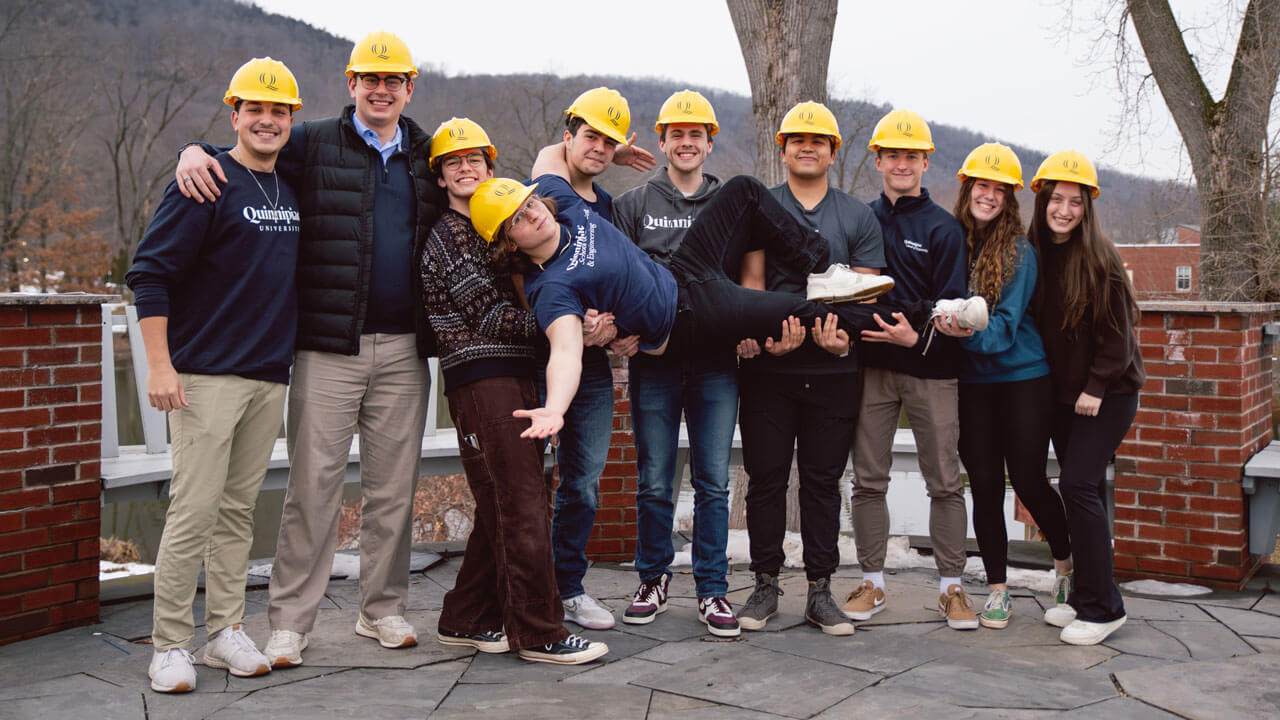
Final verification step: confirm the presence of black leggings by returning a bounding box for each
[1052,393,1137,623]
[663,176,930,354]
[959,375,1071,585]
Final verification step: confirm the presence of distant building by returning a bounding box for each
[1116,225,1200,298]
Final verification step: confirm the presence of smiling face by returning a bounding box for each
[231,101,293,161]
[659,123,712,174]
[503,195,560,260]
[781,133,835,181]
[1045,181,1085,241]
[437,149,494,206]
[875,148,929,198]
[348,72,413,132]
[563,123,618,178]
[968,178,1010,228]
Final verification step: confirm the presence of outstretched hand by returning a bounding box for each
[861,312,919,348]
[514,407,563,439]
[612,134,656,172]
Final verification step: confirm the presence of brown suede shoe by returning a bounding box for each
[842,580,886,621]
[939,584,979,630]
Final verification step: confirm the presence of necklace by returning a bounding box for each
[232,148,280,209]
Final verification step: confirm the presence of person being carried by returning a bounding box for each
[469,174,970,440]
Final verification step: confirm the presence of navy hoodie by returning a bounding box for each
[862,188,967,379]
[127,152,299,383]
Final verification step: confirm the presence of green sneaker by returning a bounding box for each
[979,590,1011,629]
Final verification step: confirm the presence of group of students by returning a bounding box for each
[126,30,1144,694]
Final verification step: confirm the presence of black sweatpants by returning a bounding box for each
[1051,393,1137,623]
[664,176,930,354]
[959,375,1071,585]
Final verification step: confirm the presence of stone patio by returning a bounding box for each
[2,553,1278,719]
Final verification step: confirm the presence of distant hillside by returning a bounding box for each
[33,0,1197,259]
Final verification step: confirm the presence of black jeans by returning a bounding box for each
[741,372,861,580]
[1052,393,1138,623]
[664,176,930,354]
[959,375,1071,585]
[438,376,567,650]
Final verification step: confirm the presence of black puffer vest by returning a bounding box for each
[296,106,441,357]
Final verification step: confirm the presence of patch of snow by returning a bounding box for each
[246,553,362,580]
[1121,579,1212,596]
[99,560,154,581]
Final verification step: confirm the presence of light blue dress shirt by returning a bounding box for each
[351,113,403,165]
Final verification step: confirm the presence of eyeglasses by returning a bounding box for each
[440,152,487,172]
[358,74,406,92]
[510,197,538,228]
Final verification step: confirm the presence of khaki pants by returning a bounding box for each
[851,367,967,577]
[268,334,429,633]
[152,374,285,650]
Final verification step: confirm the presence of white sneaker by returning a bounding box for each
[806,264,895,303]
[264,629,308,668]
[355,614,418,648]
[562,593,615,630]
[1060,615,1127,646]
[1044,572,1076,627]
[203,624,270,677]
[148,647,197,693]
[932,296,989,330]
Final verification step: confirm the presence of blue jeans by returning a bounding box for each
[629,355,737,598]
[548,358,615,600]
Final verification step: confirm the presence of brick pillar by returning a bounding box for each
[584,354,638,563]
[1113,301,1280,588]
[0,293,117,644]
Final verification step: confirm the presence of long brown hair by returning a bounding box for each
[1027,180,1139,337]
[953,176,1023,307]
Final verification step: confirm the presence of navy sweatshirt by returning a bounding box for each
[862,188,967,379]
[127,152,299,383]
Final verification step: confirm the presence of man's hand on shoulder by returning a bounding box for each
[175,146,227,204]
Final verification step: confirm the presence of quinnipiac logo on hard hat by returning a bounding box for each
[606,106,623,126]
[1063,159,1079,174]
[258,72,278,91]
[802,111,816,124]
[449,127,468,140]
[897,121,914,137]
[372,43,389,59]
[492,182,519,197]
[985,154,1001,170]
[677,100,693,114]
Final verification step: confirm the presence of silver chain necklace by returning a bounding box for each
[232,148,280,209]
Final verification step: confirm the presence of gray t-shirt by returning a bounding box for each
[743,182,885,375]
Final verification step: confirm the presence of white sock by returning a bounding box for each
[864,572,885,590]
[940,577,962,594]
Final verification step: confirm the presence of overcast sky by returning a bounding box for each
[247,0,1250,181]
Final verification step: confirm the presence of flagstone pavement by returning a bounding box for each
[3,550,1278,719]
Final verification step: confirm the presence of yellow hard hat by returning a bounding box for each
[774,101,841,150]
[346,31,418,78]
[868,109,934,152]
[224,57,302,110]
[957,142,1023,191]
[470,178,537,244]
[1030,150,1100,198]
[430,118,498,169]
[565,87,631,145]
[654,90,719,136]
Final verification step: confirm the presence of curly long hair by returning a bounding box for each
[1027,180,1138,337]
[952,176,1024,307]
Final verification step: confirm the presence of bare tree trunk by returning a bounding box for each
[727,0,838,186]
[1127,0,1280,300]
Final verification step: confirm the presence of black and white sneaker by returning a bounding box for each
[436,628,510,653]
[623,574,670,625]
[517,634,609,665]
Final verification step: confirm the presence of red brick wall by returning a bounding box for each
[1113,303,1276,588]
[1115,243,1199,297]
[585,355,638,563]
[0,297,112,644]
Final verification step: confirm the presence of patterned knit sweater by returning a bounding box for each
[420,209,540,392]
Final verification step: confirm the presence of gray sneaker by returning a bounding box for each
[805,578,854,635]
[737,572,782,631]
